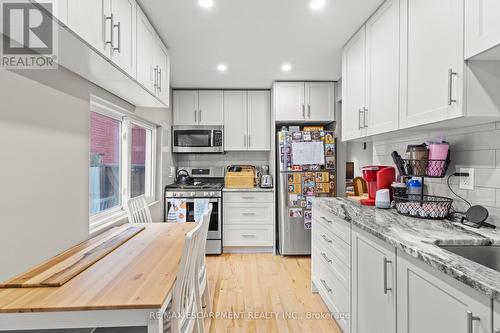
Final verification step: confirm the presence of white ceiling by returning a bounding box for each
[137,0,383,88]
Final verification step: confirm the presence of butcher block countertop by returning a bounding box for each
[0,223,194,313]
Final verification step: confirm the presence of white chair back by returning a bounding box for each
[170,216,205,333]
[195,205,212,318]
[125,195,152,223]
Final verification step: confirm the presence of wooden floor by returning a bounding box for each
[205,253,342,333]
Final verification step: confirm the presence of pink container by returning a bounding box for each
[427,143,449,176]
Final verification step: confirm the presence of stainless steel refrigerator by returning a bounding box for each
[277,130,336,255]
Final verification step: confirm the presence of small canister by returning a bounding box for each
[406,144,428,176]
[391,182,407,198]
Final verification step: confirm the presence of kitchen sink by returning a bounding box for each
[438,245,500,273]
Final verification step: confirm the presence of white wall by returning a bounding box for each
[346,141,373,177]
[373,122,500,227]
[0,68,134,281]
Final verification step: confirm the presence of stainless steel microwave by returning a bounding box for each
[172,126,224,153]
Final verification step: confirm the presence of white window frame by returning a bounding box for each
[89,96,157,230]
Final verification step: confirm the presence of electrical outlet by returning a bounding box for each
[459,168,474,190]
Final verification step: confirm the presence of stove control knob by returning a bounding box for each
[203,192,209,197]
[171,193,177,197]
[210,192,215,196]
[190,192,196,197]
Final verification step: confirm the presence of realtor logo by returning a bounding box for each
[1,0,57,69]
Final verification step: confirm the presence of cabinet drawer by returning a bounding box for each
[223,225,273,246]
[313,221,351,268]
[224,203,273,225]
[313,258,350,330]
[313,242,350,291]
[313,206,351,245]
[223,192,273,203]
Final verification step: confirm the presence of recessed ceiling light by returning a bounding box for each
[281,63,292,72]
[198,0,214,9]
[217,64,227,72]
[310,0,325,10]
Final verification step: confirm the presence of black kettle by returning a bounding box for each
[176,169,193,185]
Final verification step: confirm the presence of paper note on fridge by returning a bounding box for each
[291,141,325,166]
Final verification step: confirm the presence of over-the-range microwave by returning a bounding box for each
[172,126,224,153]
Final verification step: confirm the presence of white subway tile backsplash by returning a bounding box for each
[474,168,500,188]
[452,150,496,169]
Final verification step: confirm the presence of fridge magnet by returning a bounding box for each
[316,182,330,193]
[306,197,314,210]
[302,172,314,183]
[291,165,303,171]
[292,132,303,141]
[326,156,336,170]
[300,200,307,208]
[303,184,316,196]
[288,173,302,184]
[302,132,312,141]
[289,125,300,132]
[289,194,301,207]
[303,126,324,132]
[311,131,321,141]
[289,208,303,218]
[288,183,302,194]
[324,132,334,144]
[304,210,312,230]
[315,172,329,183]
[325,144,335,156]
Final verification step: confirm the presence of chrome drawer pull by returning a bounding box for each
[321,234,332,243]
[383,257,393,294]
[320,216,332,224]
[242,212,256,216]
[321,252,332,263]
[241,196,256,200]
[242,234,256,238]
[467,311,480,333]
[320,279,332,293]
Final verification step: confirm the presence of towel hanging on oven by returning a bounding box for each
[194,199,210,223]
[167,199,187,223]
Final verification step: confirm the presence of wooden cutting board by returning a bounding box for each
[0,224,145,288]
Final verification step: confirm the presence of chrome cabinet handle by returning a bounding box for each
[243,134,247,147]
[363,107,368,128]
[242,234,256,238]
[383,257,392,294]
[358,108,363,129]
[199,110,202,123]
[157,68,162,92]
[321,252,332,263]
[320,216,332,224]
[448,68,458,105]
[248,135,251,148]
[302,104,305,118]
[308,104,311,118]
[320,279,332,293]
[153,66,158,89]
[194,110,197,122]
[467,311,480,333]
[321,234,332,243]
[242,212,256,216]
[113,21,121,53]
[242,196,256,200]
[104,13,114,47]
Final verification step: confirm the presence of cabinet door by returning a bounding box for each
[67,0,111,57]
[305,82,335,121]
[173,91,199,126]
[155,40,170,106]
[399,0,464,129]
[465,0,500,59]
[494,301,500,333]
[352,228,396,333]
[198,91,223,126]
[110,0,136,77]
[248,91,271,151]
[397,252,491,333]
[366,0,399,136]
[341,27,366,141]
[136,7,156,94]
[274,82,305,121]
[223,91,248,151]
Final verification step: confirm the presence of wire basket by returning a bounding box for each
[398,158,450,178]
[394,195,453,220]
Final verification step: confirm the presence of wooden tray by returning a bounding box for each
[0,224,145,288]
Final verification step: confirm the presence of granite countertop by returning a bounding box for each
[223,187,274,192]
[315,197,500,301]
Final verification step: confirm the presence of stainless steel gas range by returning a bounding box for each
[164,167,223,254]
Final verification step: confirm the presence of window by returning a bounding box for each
[89,97,156,224]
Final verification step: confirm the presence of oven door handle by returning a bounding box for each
[210,130,214,147]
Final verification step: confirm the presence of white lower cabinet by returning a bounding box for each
[312,203,351,332]
[223,192,273,249]
[351,227,396,333]
[397,252,491,333]
[494,301,500,332]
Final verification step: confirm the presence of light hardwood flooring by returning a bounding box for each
[205,253,342,333]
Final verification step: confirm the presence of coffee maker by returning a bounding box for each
[361,166,396,206]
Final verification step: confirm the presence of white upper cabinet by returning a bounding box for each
[494,301,500,333]
[304,82,335,121]
[365,0,399,136]
[399,0,464,129]
[198,91,223,126]
[110,0,137,77]
[342,27,367,141]
[248,91,271,151]
[67,0,111,56]
[155,40,170,106]
[173,91,199,126]
[274,82,306,121]
[224,91,248,151]
[136,7,156,94]
[465,0,500,59]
